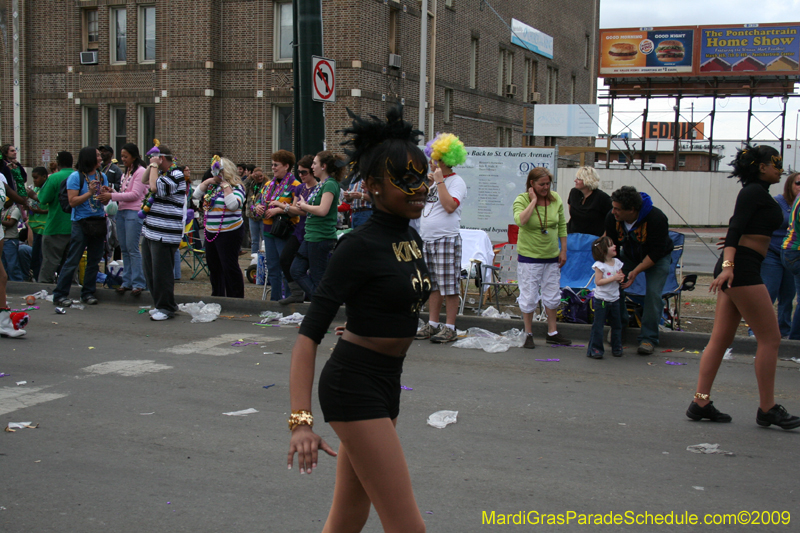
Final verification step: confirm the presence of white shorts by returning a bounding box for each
[516,262,562,313]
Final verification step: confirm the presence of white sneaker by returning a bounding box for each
[251,253,258,258]
[148,308,159,316]
[150,311,171,321]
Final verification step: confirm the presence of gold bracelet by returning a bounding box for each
[694,392,710,401]
[288,409,313,431]
[721,260,734,268]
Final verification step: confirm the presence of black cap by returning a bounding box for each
[99,144,114,152]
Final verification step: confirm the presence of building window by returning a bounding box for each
[523,58,538,103]
[83,9,99,51]
[505,128,512,147]
[275,2,293,62]
[83,106,99,148]
[570,75,576,104]
[139,105,156,150]
[444,89,453,124]
[139,6,156,63]
[110,107,127,160]
[585,34,591,69]
[388,8,399,55]
[497,50,505,96]
[496,127,504,147]
[547,66,558,104]
[648,154,657,163]
[469,38,478,89]
[445,0,455,8]
[497,49,515,96]
[110,8,127,63]
[273,106,293,152]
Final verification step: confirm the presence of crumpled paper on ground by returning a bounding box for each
[686,443,734,456]
[480,306,512,319]
[222,408,258,416]
[279,312,305,325]
[178,301,222,323]
[451,327,525,353]
[5,422,39,432]
[427,410,458,429]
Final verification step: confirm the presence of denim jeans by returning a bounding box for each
[291,239,336,297]
[31,232,43,281]
[781,249,800,340]
[249,217,264,254]
[1,237,26,281]
[350,209,373,229]
[115,209,146,289]
[760,248,796,337]
[620,254,671,345]
[54,222,106,302]
[263,233,288,301]
[588,298,623,357]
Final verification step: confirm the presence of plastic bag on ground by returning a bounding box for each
[259,311,283,323]
[279,312,305,325]
[686,443,734,456]
[427,410,458,429]
[178,301,222,323]
[480,305,512,319]
[451,327,525,353]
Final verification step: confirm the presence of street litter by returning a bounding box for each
[55,308,66,314]
[723,348,733,360]
[232,341,259,346]
[427,410,458,429]
[693,486,704,491]
[137,309,149,314]
[16,381,26,386]
[223,408,259,416]
[686,443,734,456]
[451,327,524,353]
[665,360,687,365]
[279,312,305,325]
[0,373,9,378]
[535,358,560,362]
[550,344,585,348]
[401,385,413,390]
[480,306,512,319]
[262,352,283,355]
[140,412,155,415]
[178,301,222,323]
[263,384,275,389]
[71,303,85,310]
[5,422,39,432]
[259,311,283,323]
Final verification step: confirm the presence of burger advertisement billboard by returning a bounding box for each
[699,24,800,75]
[599,27,694,76]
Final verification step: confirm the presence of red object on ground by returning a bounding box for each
[508,224,519,244]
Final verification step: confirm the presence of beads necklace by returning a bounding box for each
[203,184,226,242]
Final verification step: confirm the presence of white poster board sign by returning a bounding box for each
[533,104,600,137]
[511,19,554,59]
[458,147,557,242]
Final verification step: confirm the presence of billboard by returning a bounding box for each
[699,24,800,75]
[644,122,705,140]
[511,18,553,59]
[599,27,695,76]
[599,23,800,78]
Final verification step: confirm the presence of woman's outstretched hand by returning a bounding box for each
[710,268,733,294]
[288,426,337,474]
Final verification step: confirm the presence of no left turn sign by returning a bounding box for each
[312,56,336,103]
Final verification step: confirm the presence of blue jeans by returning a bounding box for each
[249,217,264,254]
[588,298,623,357]
[620,254,671,345]
[31,232,43,281]
[263,234,288,301]
[54,221,106,302]
[759,248,796,337]
[350,209,372,228]
[1,237,26,281]
[291,239,336,297]
[781,249,800,340]
[115,209,146,289]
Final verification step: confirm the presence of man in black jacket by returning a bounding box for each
[605,186,673,355]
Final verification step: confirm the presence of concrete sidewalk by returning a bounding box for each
[9,280,800,361]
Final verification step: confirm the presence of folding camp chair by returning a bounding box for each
[179,220,210,280]
[478,243,519,313]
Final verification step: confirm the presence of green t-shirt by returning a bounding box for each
[304,178,340,242]
[37,168,73,235]
[28,185,48,234]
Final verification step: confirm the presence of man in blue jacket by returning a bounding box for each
[604,186,674,355]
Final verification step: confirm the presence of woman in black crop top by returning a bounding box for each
[287,106,432,532]
[688,145,800,430]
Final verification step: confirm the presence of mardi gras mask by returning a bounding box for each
[771,155,783,170]
[386,158,428,195]
[210,155,222,177]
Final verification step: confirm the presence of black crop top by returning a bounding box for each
[724,180,783,248]
[298,209,432,344]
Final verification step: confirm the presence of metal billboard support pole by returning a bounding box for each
[418,0,428,142]
[640,96,649,170]
[708,96,717,172]
[780,95,789,161]
[672,96,681,171]
[746,94,753,145]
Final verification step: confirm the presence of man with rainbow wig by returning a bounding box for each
[415,133,468,344]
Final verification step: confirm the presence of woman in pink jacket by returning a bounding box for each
[98,143,148,295]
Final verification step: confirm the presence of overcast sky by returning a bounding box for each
[596,0,800,148]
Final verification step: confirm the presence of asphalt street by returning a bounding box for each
[1,289,799,532]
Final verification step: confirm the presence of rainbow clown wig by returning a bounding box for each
[424,132,467,168]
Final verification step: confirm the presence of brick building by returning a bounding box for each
[0,0,599,171]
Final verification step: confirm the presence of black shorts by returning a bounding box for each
[319,339,405,423]
[713,245,765,290]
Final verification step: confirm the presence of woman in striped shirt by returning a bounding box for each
[193,156,246,298]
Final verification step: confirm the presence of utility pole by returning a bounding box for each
[295,1,325,158]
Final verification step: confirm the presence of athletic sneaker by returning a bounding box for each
[150,311,173,321]
[546,332,572,345]
[414,323,440,340]
[686,401,732,423]
[756,404,800,430]
[430,326,458,344]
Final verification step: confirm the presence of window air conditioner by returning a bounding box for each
[530,91,541,103]
[505,84,517,97]
[388,53,402,69]
[80,51,98,65]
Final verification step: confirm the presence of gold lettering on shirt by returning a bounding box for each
[392,241,423,262]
